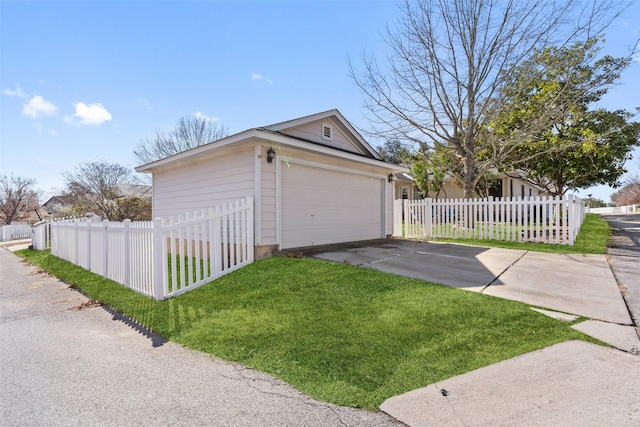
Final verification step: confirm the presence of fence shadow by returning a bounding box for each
[100,304,168,348]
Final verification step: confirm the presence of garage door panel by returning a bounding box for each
[281,163,383,249]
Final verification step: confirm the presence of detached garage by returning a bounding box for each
[136,109,407,258]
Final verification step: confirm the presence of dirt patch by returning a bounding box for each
[29,266,52,277]
[70,299,103,310]
[29,280,44,289]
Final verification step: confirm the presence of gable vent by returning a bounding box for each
[322,123,333,141]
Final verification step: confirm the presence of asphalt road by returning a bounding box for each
[603,213,640,335]
[0,248,403,427]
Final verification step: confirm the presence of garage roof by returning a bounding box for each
[136,109,407,174]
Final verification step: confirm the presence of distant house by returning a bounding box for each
[116,184,152,201]
[393,172,548,200]
[136,109,408,258]
[42,195,76,215]
[42,184,152,217]
[393,172,422,200]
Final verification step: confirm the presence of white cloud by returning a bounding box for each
[72,102,112,125]
[251,72,273,85]
[3,86,28,98]
[23,95,58,118]
[194,111,220,122]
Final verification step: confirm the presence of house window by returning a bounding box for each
[321,123,333,141]
[401,188,409,199]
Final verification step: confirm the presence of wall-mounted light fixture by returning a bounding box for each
[388,174,396,183]
[267,147,276,164]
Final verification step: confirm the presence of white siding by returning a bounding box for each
[385,179,393,236]
[278,120,362,154]
[152,146,255,219]
[260,145,277,246]
[505,178,545,198]
[433,182,465,199]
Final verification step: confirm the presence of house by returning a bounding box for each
[42,184,152,216]
[393,172,423,200]
[42,195,76,215]
[136,110,408,258]
[393,172,548,200]
[116,184,152,201]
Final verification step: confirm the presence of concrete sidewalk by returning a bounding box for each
[381,340,640,426]
[307,239,640,425]
[0,247,401,427]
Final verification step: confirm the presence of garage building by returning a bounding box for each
[136,109,407,258]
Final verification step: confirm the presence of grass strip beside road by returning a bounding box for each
[16,250,597,410]
[428,213,611,254]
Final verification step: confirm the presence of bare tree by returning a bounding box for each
[134,115,229,165]
[351,0,625,197]
[0,174,40,224]
[611,176,640,206]
[63,161,133,220]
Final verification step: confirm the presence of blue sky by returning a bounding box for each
[1,0,639,203]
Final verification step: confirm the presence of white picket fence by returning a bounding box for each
[1,224,31,242]
[586,204,638,214]
[31,215,93,250]
[35,197,254,300]
[394,195,585,245]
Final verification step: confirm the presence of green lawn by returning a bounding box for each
[17,249,598,410]
[426,213,611,254]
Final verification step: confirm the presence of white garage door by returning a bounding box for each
[281,163,383,249]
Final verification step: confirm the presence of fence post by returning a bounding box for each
[152,218,165,300]
[488,197,494,240]
[86,221,92,272]
[567,194,576,245]
[102,220,109,277]
[73,221,80,265]
[403,199,409,238]
[247,196,255,261]
[425,198,432,238]
[393,199,401,237]
[123,219,131,286]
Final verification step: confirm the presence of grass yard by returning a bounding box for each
[427,213,611,254]
[17,249,598,410]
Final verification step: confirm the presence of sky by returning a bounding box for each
[1,0,639,204]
